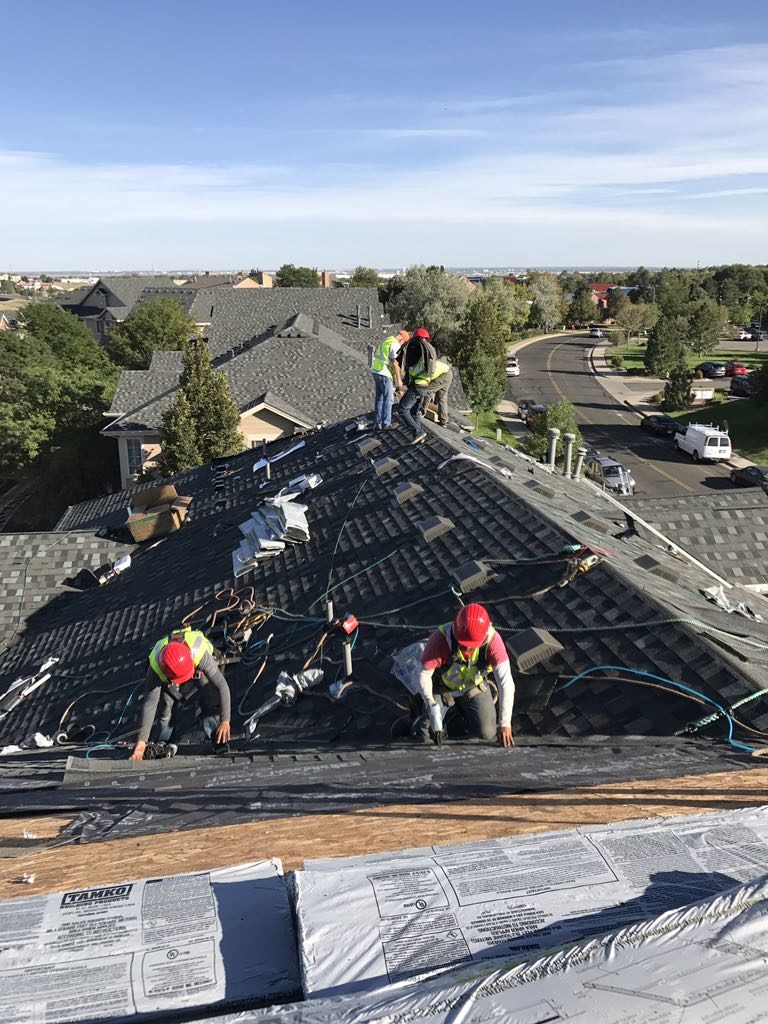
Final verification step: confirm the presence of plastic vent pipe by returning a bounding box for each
[563,433,576,478]
[546,427,560,470]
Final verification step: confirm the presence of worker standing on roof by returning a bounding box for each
[371,329,410,431]
[129,628,232,760]
[417,604,514,747]
[399,327,452,444]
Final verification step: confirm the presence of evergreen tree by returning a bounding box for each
[159,339,244,472]
[644,316,688,377]
[568,286,597,327]
[158,393,202,475]
[663,365,693,411]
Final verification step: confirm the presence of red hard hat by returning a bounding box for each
[453,604,490,649]
[158,640,195,684]
[413,327,430,339]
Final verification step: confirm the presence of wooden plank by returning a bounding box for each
[1,767,766,899]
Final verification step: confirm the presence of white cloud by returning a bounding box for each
[3,40,768,265]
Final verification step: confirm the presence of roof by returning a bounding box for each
[62,276,180,320]
[3,420,768,752]
[188,287,386,357]
[623,490,768,587]
[104,315,460,434]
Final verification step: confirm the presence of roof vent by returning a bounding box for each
[505,628,564,673]
[452,560,495,593]
[570,510,612,535]
[357,437,382,457]
[393,481,424,505]
[633,554,681,584]
[417,516,455,543]
[524,479,556,499]
[373,456,399,477]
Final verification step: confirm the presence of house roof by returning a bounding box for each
[623,490,768,587]
[3,420,768,754]
[62,276,180,320]
[188,287,386,357]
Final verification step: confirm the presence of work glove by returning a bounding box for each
[428,702,444,746]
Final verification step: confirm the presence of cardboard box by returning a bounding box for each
[126,485,193,542]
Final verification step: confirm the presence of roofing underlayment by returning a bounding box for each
[2,415,768,1021]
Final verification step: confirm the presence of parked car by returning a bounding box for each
[724,361,748,376]
[584,455,636,496]
[730,465,768,490]
[730,375,753,396]
[505,357,520,377]
[695,362,727,378]
[589,327,604,339]
[750,330,768,341]
[674,424,732,463]
[524,403,548,428]
[640,414,680,437]
[517,398,536,419]
[737,329,752,341]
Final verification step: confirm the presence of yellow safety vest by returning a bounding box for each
[371,336,399,379]
[148,628,213,684]
[413,359,449,388]
[437,623,495,693]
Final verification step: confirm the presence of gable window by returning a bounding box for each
[126,438,144,476]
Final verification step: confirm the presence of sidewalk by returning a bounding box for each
[589,343,750,469]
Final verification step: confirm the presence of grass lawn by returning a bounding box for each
[669,399,768,464]
[611,343,768,375]
[472,410,518,446]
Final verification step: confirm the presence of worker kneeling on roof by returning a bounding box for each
[418,604,514,747]
[129,628,232,760]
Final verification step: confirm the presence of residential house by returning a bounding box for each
[59,275,182,343]
[104,312,378,486]
[0,311,17,331]
[587,282,615,309]
[235,272,273,288]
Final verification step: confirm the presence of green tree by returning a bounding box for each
[386,265,472,347]
[685,298,728,356]
[452,294,508,379]
[108,296,198,369]
[656,270,692,317]
[606,289,630,320]
[159,339,244,472]
[663,365,693,411]
[568,286,597,327]
[752,363,768,403]
[644,316,689,378]
[727,301,752,328]
[463,352,505,429]
[18,302,111,370]
[0,279,16,294]
[348,266,381,287]
[614,301,658,344]
[274,264,321,287]
[528,273,566,332]
[157,393,202,475]
[522,400,583,466]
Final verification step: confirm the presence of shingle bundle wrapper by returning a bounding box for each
[232,497,310,577]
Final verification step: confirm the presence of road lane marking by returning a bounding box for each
[545,340,696,494]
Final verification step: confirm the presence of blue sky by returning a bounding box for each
[2,0,768,269]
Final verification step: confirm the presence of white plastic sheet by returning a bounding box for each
[296,805,768,997]
[0,859,300,1023]
[200,873,768,1023]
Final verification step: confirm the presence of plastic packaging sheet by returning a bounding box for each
[0,859,301,1023]
[197,873,768,1023]
[295,805,768,998]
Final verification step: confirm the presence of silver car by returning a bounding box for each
[585,455,636,496]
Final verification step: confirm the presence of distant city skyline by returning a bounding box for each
[2,0,767,267]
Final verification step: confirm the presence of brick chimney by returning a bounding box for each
[320,271,333,288]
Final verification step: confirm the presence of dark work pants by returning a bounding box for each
[156,680,221,743]
[417,685,497,742]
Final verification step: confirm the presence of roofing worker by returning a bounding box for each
[371,329,410,431]
[399,327,452,444]
[129,628,232,760]
[417,604,514,747]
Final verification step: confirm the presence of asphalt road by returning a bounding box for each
[506,334,736,498]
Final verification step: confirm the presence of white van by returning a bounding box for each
[674,424,732,463]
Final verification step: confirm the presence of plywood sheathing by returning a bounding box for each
[1,767,767,899]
